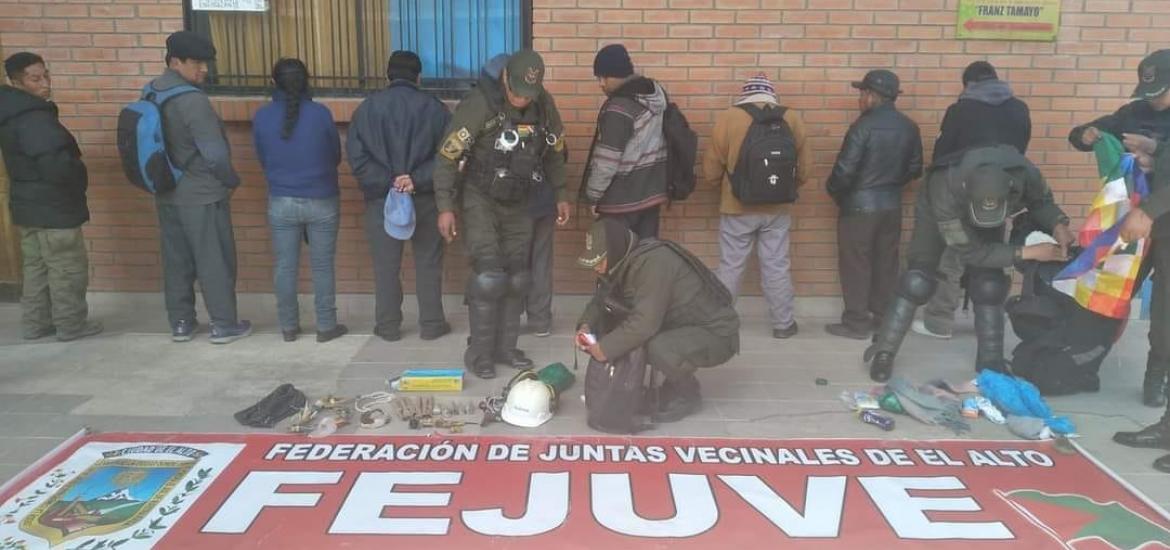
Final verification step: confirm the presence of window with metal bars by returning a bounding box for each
[185,0,531,98]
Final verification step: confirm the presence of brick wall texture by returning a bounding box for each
[1,0,1167,297]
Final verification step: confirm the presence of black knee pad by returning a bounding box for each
[469,270,509,301]
[897,270,937,305]
[968,271,1010,305]
[509,270,532,296]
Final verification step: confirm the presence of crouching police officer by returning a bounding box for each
[864,144,1075,382]
[434,50,571,379]
[575,218,740,422]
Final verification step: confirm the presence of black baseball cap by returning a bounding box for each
[851,69,901,99]
[166,31,216,62]
[965,165,1013,228]
[1133,49,1170,100]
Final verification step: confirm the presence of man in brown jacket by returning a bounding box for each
[702,74,811,339]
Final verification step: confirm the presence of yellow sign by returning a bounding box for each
[956,0,1060,42]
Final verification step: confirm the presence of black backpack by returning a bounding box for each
[662,101,698,201]
[585,347,653,434]
[1006,260,1122,396]
[729,104,799,205]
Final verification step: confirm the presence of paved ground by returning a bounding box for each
[1,292,1167,508]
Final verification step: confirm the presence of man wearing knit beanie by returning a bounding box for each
[582,44,670,238]
[702,73,810,339]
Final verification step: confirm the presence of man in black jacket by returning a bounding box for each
[825,70,923,340]
[348,51,452,342]
[916,61,1032,340]
[0,52,101,342]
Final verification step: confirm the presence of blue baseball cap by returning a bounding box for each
[383,191,415,240]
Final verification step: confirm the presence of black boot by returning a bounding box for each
[865,346,895,383]
[654,375,701,423]
[466,295,499,379]
[494,292,533,369]
[973,304,1008,373]
[1154,454,1170,473]
[866,295,918,382]
[1114,416,1170,449]
[1144,355,1168,408]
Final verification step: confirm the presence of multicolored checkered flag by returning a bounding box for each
[1052,134,1150,319]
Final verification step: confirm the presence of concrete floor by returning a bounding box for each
[1,292,1167,509]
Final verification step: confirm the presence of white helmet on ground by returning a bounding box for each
[501,379,554,427]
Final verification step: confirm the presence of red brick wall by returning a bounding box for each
[1,0,1166,296]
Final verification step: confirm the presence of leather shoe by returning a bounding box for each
[317,324,348,343]
[374,326,401,342]
[420,322,452,341]
[825,323,870,340]
[1144,374,1167,408]
[773,322,799,339]
[865,346,894,383]
[1154,454,1170,473]
[494,349,534,369]
[282,327,301,342]
[1113,421,1170,449]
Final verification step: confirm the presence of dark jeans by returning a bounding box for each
[268,196,339,332]
[603,206,661,239]
[157,200,239,328]
[525,213,555,329]
[364,193,446,333]
[837,208,902,330]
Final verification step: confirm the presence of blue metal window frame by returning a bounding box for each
[184,0,532,98]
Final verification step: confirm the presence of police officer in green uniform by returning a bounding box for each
[864,144,1075,382]
[434,50,571,379]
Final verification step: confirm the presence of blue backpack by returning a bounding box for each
[116,83,198,194]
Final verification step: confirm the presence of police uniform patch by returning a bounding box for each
[440,128,473,161]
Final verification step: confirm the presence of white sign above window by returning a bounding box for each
[191,0,269,12]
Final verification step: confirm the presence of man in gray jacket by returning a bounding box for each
[150,31,250,344]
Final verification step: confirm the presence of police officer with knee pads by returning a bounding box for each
[434,51,571,379]
[864,144,1075,382]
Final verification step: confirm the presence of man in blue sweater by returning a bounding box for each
[348,51,452,342]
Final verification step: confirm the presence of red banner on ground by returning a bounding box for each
[2,433,1168,549]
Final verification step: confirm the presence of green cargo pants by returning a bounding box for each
[646,326,738,382]
[19,226,89,337]
[461,184,533,272]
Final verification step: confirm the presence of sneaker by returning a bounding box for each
[317,324,348,343]
[57,321,103,342]
[282,327,301,342]
[912,320,952,339]
[772,321,799,339]
[533,326,552,338]
[824,323,870,340]
[209,320,253,345]
[419,322,452,341]
[172,319,200,342]
[23,326,56,340]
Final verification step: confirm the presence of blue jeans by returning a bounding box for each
[268,196,339,332]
